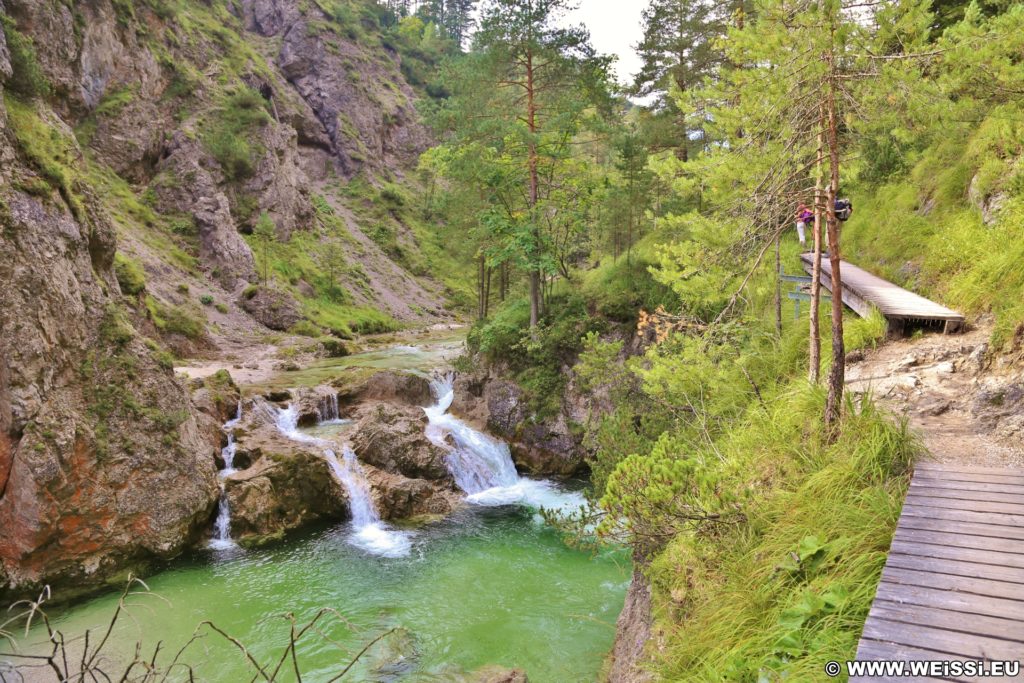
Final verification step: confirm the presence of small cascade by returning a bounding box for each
[210,400,243,550]
[424,374,583,511]
[221,433,237,475]
[324,447,412,558]
[318,393,343,424]
[266,398,412,557]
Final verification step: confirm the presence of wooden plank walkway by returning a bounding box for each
[854,461,1024,680]
[799,254,965,334]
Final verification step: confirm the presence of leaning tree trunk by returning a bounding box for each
[809,104,825,384]
[774,236,782,336]
[823,71,845,440]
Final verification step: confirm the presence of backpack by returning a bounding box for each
[835,198,853,222]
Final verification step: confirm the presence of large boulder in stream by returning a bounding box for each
[349,402,461,519]
[335,370,434,408]
[350,403,451,481]
[365,467,461,520]
[225,426,348,545]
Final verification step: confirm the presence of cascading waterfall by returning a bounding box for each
[210,400,243,550]
[324,447,411,557]
[424,374,583,511]
[268,399,411,557]
[318,393,343,424]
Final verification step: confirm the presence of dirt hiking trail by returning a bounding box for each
[846,322,1024,468]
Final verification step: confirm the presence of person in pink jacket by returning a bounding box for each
[795,202,813,248]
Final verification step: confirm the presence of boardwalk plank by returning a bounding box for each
[889,538,1024,570]
[913,473,1024,489]
[898,515,1024,541]
[903,493,1024,516]
[900,502,1024,528]
[862,616,1023,659]
[874,581,1024,622]
[908,484,1024,506]
[870,599,1024,642]
[894,526,1024,555]
[907,478,1024,496]
[887,553,1024,585]
[882,566,1024,602]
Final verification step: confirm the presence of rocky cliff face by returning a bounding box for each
[0,102,221,601]
[0,0,452,599]
[3,0,447,329]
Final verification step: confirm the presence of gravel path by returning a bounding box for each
[845,323,1024,469]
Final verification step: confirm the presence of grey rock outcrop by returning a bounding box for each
[351,403,452,481]
[153,134,257,290]
[452,375,587,476]
[336,370,435,408]
[225,431,348,543]
[247,0,430,176]
[607,571,654,683]
[239,286,303,331]
[0,176,220,602]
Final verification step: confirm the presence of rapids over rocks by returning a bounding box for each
[3,336,628,681]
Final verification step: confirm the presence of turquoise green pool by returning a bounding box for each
[6,506,629,682]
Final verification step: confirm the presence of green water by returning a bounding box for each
[7,506,629,682]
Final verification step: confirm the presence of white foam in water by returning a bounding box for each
[425,374,583,512]
[220,433,237,476]
[210,400,244,550]
[268,400,412,557]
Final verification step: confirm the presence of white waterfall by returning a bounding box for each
[424,374,584,511]
[210,400,243,550]
[268,400,412,557]
[319,393,343,424]
[324,447,411,558]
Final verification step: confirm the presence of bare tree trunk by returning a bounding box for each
[823,71,845,440]
[809,104,825,384]
[526,48,541,329]
[477,254,486,321]
[774,236,782,336]
[484,266,492,318]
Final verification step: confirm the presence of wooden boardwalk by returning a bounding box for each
[854,461,1024,679]
[799,254,965,334]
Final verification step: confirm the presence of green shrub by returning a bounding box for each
[289,319,322,337]
[317,336,350,357]
[200,294,214,306]
[207,132,255,181]
[379,183,407,207]
[114,253,147,295]
[202,88,271,181]
[1,16,51,98]
[145,295,206,339]
[214,302,229,314]
[99,305,135,347]
[844,309,888,352]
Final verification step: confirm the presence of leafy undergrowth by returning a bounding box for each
[647,388,918,681]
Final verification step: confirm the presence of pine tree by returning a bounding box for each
[434,0,612,328]
[253,211,278,286]
[693,0,933,439]
[632,0,739,158]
